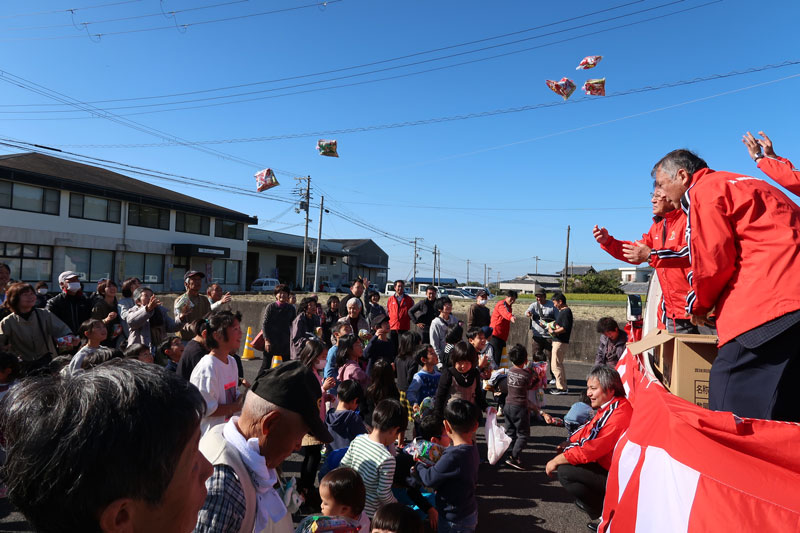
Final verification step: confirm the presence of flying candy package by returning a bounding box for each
[545,78,577,101]
[295,515,361,533]
[254,168,279,192]
[576,55,603,70]
[582,78,606,96]
[403,438,445,467]
[413,396,434,420]
[317,139,339,158]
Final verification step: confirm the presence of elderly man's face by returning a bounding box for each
[650,188,675,217]
[185,275,202,294]
[586,377,615,409]
[347,303,361,319]
[207,285,222,302]
[134,426,213,533]
[260,410,308,469]
[654,167,691,204]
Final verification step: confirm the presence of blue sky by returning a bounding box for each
[1,0,798,283]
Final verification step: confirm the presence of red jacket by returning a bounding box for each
[564,396,632,471]
[489,299,514,341]
[600,209,691,325]
[683,168,800,345]
[387,293,414,331]
[758,155,800,196]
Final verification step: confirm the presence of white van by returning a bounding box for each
[250,278,280,293]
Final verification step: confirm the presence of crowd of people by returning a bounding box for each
[0,132,796,532]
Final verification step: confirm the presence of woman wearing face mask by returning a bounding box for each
[467,289,491,330]
[297,337,336,505]
[91,280,122,348]
[34,282,50,309]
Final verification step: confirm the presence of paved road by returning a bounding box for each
[0,359,597,533]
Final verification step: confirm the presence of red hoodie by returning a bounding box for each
[564,396,632,471]
[387,293,414,331]
[757,155,800,196]
[489,299,514,341]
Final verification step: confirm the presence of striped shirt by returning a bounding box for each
[340,434,396,517]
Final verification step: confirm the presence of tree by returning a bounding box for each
[567,270,622,294]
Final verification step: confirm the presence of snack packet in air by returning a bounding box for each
[545,78,577,100]
[317,139,339,158]
[576,55,603,70]
[582,78,606,96]
[254,168,279,192]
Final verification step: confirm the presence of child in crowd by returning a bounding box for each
[503,344,537,471]
[340,398,407,518]
[364,315,396,374]
[371,502,424,533]
[322,295,340,348]
[430,297,458,361]
[336,334,370,389]
[415,399,480,533]
[123,343,153,363]
[325,322,353,383]
[563,388,594,434]
[159,336,184,372]
[433,342,487,417]
[366,290,386,325]
[395,331,421,427]
[298,338,337,505]
[189,310,244,434]
[0,351,20,402]
[407,345,441,411]
[326,379,367,450]
[441,322,463,368]
[363,359,400,430]
[73,318,108,369]
[295,467,370,533]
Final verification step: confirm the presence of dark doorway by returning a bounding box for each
[276,255,297,288]
[246,252,260,288]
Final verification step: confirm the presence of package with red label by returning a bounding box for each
[545,78,577,100]
[254,168,279,192]
[403,438,445,467]
[576,55,603,70]
[582,78,606,96]
[317,139,339,158]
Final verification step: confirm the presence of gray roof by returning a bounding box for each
[248,228,345,255]
[557,265,596,276]
[0,152,257,224]
[620,282,649,295]
[328,238,372,250]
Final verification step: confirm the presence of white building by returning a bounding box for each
[618,266,653,283]
[0,152,257,292]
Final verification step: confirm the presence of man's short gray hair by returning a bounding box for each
[587,365,626,397]
[242,391,281,420]
[651,149,708,180]
[346,298,362,310]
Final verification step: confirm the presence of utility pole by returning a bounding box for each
[432,245,437,287]
[562,225,571,292]
[313,196,324,292]
[412,237,421,293]
[497,271,500,288]
[534,256,540,275]
[487,267,492,289]
[295,176,311,290]
[484,264,487,287]
[437,249,441,285]
[466,259,470,285]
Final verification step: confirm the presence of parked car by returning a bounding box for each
[440,288,474,300]
[336,283,351,294]
[460,286,494,299]
[251,278,280,293]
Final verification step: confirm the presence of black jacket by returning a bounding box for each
[45,292,93,335]
[409,298,438,335]
[261,301,295,356]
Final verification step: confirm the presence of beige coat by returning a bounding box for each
[0,308,72,361]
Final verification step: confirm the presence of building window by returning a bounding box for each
[68,193,121,223]
[330,257,337,266]
[0,180,59,215]
[0,242,53,281]
[176,212,210,235]
[128,203,170,230]
[123,252,164,284]
[212,259,240,285]
[214,219,244,240]
[64,247,114,282]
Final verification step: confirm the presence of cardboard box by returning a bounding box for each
[628,329,718,408]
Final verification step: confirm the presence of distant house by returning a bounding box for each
[499,273,562,294]
[618,266,653,283]
[621,281,649,296]
[329,239,389,288]
[557,265,596,276]
[247,228,347,289]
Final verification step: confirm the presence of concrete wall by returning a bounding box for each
[159,296,601,364]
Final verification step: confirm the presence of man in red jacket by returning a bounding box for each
[742,131,799,195]
[653,149,800,422]
[546,365,632,530]
[593,188,713,334]
[387,279,414,350]
[488,290,517,367]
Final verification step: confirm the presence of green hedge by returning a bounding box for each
[513,293,647,303]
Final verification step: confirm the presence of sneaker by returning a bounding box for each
[547,388,569,395]
[497,406,504,417]
[505,457,529,471]
[586,522,599,532]
[547,379,556,385]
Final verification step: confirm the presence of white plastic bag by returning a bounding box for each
[485,407,512,465]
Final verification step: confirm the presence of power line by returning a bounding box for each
[0,0,720,116]
[0,0,142,20]
[0,0,646,106]
[43,59,800,148]
[0,0,343,42]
